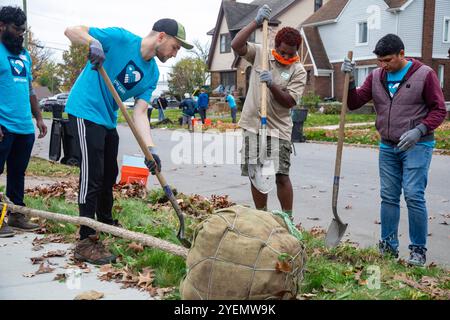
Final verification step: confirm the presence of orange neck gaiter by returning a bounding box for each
[272,49,300,66]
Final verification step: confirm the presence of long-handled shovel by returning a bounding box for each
[325,51,353,248]
[248,19,276,194]
[98,67,191,249]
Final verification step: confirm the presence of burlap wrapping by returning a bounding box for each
[180,206,307,300]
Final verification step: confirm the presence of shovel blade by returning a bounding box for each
[248,161,276,194]
[325,219,348,248]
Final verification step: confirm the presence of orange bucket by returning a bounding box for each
[120,166,149,185]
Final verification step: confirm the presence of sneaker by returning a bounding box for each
[74,235,117,265]
[8,213,40,231]
[0,222,15,238]
[408,246,427,267]
[378,240,399,258]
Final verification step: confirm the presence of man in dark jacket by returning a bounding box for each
[342,34,446,267]
[180,93,196,130]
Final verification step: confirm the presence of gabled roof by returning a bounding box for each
[302,26,332,71]
[207,0,301,69]
[302,0,349,27]
[302,0,414,27]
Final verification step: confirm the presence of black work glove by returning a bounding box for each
[144,147,161,175]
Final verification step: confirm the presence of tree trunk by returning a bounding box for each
[2,203,188,259]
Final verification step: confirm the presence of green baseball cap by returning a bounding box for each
[152,18,193,50]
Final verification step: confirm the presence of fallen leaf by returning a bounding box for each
[32,245,44,252]
[276,261,292,273]
[30,257,46,265]
[43,250,66,258]
[137,268,155,288]
[35,263,55,275]
[345,205,353,210]
[23,273,35,278]
[54,274,67,282]
[0,244,7,248]
[128,242,144,253]
[428,233,433,237]
[374,220,381,225]
[439,221,449,226]
[298,293,317,300]
[307,217,320,221]
[74,291,104,301]
[440,213,450,219]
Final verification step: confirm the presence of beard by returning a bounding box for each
[155,45,169,63]
[1,30,24,55]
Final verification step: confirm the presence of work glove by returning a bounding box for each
[259,70,273,88]
[341,57,356,90]
[397,124,428,152]
[255,4,271,25]
[88,39,105,70]
[144,147,162,175]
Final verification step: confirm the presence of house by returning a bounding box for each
[299,0,450,101]
[207,0,330,97]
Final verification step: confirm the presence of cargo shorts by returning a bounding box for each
[241,130,293,176]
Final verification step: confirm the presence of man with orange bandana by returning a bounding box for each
[231,4,307,220]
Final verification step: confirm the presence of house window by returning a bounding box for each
[355,66,376,87]
[314,0,323,12]
[220,33,231,53]
[438,65,445,88]
[356,22,368,45]
[444,17,450,43]
[220,71,236,92]
[249,31,256,43]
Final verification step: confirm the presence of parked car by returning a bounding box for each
[41,97,58,112]
[167,97,180,109]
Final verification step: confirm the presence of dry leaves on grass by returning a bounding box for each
[128,242,145,253]
[310,226,327,238]
[25,180,79,203]
[32,234,66,246]
[394,274,450,300]
[113,183,148,200]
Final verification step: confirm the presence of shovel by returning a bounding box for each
[98,67,191,249]
[248,19,275,195]
[325,51,353,248]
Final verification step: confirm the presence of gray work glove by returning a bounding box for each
[88,39,105,70]
[341,57,356,89]
[259,70,273,88]
[397,124,428,152]
[144,147,161,175]
[255,4,271,25]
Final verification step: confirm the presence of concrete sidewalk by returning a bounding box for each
[310,122,375,130]
[0,233,150,300]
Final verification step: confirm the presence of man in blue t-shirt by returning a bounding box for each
[64,18,193,265]
[225,92,238,123]
[0,7,48,238]
[197,88,209,124]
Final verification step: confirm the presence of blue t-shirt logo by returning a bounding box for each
[8,57,27,77]
[117,60,143,90]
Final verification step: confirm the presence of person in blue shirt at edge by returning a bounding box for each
[64,18,193,265]
[0,6,48,238]
[180,93,196,131]
[225,91,238,124]
[197,88,209,124]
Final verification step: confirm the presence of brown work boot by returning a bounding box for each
[74,235,117,265]
[0,222,15,238]
[8,213,40,231]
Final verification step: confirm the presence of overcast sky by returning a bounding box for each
[0,0,253,78]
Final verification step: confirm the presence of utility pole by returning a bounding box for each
[23,0,28,49]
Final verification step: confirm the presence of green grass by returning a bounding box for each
[25,157,79,178]
[305,121,450,151]
[304,114,376,128]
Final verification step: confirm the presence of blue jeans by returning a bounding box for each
[231,108,237,123]
[158,108,165,121]
[379,144,433,251]
[0,126,35,206]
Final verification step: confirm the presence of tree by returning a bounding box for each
[189,39,210,64]
[37,61,61,93]
[59,44,88,92]
[168,57,209,98]
[28,29,53,80]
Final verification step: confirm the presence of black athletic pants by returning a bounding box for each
[68,115,119,240]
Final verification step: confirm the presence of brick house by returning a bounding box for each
[299,0,450,102]
[207,0,329,97]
